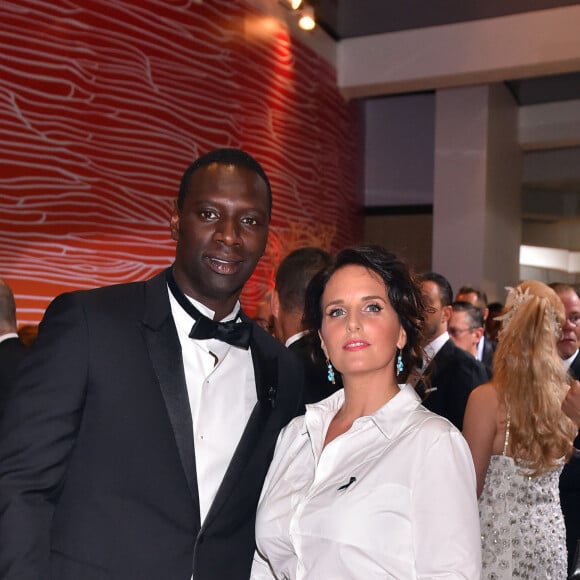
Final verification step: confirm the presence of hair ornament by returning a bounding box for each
[496,285,561,338]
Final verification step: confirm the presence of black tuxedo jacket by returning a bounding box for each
[0,271,304,580]
[0,336,27,417]
[418,338,488,431]
[288,335,340,405]
[561,351,580,574]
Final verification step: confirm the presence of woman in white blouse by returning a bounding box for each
[251,246,481,579]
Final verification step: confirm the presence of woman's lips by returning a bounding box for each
[343,340,369,351]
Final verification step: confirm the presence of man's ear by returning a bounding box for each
[483,307,489,322]
[271,289,281,319]
[170,201,180,242]
[441,304,453,325]
[473,327,484,344]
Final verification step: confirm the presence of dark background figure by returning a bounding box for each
[550,282,580,576]
[271,246,341,404]
[485,301,504,343]
[0,149,304,580]
[413,272,488,430]
[456,285,497,375]
[0,279,27,416]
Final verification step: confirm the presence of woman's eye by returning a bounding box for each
[366,303,383,313]
[328,307,345,317]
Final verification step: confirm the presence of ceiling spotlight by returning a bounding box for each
[280,0,303,9]
[298,5,315,30]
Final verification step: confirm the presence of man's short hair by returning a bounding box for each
[549,282,579,298]
[452,300,484,329]
[177,148,272,214]
[456,285,488,309]
[275,247,332,313]
[420,272,453,307]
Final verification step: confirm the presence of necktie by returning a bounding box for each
[165,267,252,349]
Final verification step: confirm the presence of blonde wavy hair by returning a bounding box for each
[493,280,577,475]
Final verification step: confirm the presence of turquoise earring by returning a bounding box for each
[326,359,335,384]
[396,349,404,376]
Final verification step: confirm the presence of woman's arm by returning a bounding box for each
[413,426,482,579]
[462,382,498,497]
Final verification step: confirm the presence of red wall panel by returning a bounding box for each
[0,0,362,325]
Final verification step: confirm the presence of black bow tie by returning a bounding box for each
[166,267,252,349]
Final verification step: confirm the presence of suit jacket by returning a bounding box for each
[417,339,488,431]
[0,271,304,580]
[561,351,580,574]
[289,335,341,405]
[480,336,496,380]
[0,335,27,417]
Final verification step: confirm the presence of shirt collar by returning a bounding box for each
[563,349,579,370]
[302,384,422,441]
[0,332,19,344]
[285,330,308,348]
[424,331,450,362]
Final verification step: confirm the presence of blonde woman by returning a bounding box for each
[463,280,577,579]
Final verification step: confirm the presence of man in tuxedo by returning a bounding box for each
[0,148,304,580]
[0,279,27,416]
[271,246,339,404]
[414,273,487,430]
[550,282,580,575]
[455,285,497,376]
[449,301,492,381]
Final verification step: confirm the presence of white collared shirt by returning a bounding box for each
[168,289,257,523]
[476,335,485,362]
[284,330,308,348]
[424,330,450,363]
[0,332,18,344]
[563,349,579,371]
[251,384,481,579]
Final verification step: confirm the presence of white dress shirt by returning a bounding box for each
[563,349,579,372]
[251,384,481,579]
[168,289,257,523]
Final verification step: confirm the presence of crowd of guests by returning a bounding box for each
[0,147,579,579]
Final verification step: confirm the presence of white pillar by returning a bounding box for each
[432,83,521,301]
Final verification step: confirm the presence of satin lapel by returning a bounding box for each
[202,323,277,529]
[141,273,200,522]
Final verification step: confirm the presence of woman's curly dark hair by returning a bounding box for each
[303,245,426,379]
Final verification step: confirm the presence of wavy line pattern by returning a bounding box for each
[0,0,361,325]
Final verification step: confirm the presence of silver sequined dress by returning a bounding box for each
[478,419,567,579]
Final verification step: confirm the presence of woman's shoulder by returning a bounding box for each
[469,381,499,408]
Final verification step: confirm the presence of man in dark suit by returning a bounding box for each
[456,285,497,376]
[0,279,27,416]
[271,247,340,404]
[414,273,487,430]
[551,282,580,575]
[0,149,304,580]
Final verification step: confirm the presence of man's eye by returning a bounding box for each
[241,216,258,226]
[200,210,217,220]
